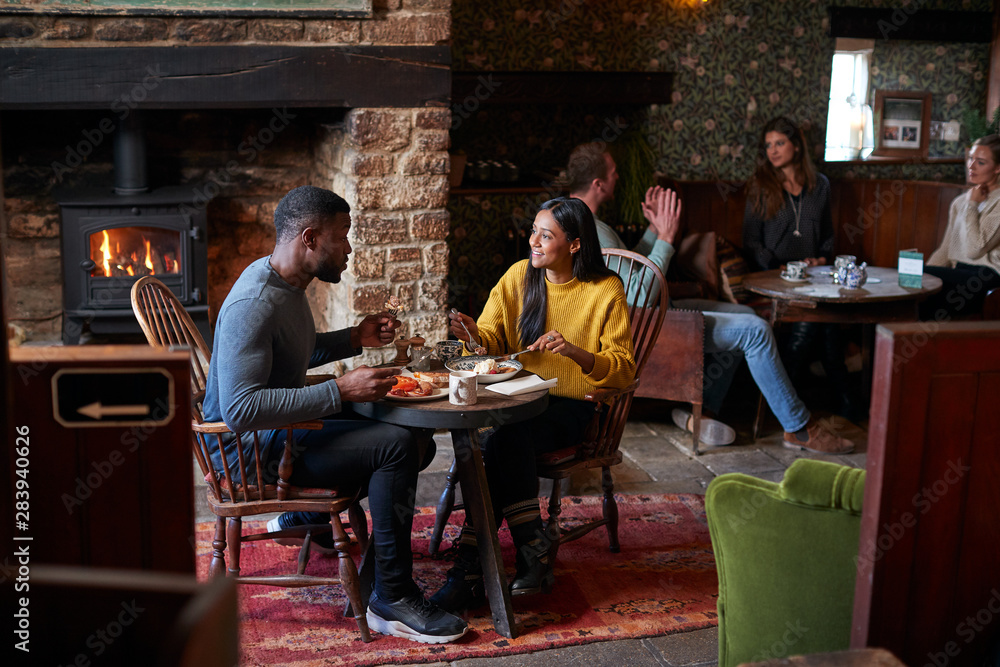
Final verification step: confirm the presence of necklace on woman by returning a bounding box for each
[787,191,802,237]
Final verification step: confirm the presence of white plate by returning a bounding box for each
[445,356,523,384]
[780,273,810,283]
[383,386,448,402]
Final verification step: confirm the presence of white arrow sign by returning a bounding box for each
[78,402,151,420]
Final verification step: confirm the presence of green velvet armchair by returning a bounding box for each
[706,459,865,667]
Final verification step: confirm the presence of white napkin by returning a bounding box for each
[485,374,558,396]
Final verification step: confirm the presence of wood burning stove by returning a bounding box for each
[57,113,211,345]
[57,187,210,345]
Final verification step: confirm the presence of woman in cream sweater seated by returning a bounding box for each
[922,134,1000,319]
[432,197,636,612]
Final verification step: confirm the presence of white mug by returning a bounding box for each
[785,261,808,280]
[449,370,477,406]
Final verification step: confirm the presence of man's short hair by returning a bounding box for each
[564,142,610,193]
[273,186,351,244]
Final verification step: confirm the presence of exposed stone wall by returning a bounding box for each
[310,107,451,369]
[0,0,450,46]
[2,2,452,347]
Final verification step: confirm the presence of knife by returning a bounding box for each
[496,349,530,363]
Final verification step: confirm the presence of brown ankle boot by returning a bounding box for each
[783,419,854,454]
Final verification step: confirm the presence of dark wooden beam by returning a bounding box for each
[0,46,450,110]
[452,71,673,106]
[829,7,992,42]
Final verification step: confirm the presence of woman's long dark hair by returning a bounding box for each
[747,116,818,219]
[518,197,618,347]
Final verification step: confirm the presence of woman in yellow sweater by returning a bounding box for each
[431,197,635,612]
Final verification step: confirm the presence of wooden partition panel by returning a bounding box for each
[666,178,966,266]
[853,322,1000,666]
[3,346,194,573]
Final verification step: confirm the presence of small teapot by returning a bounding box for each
[843,261,868,289]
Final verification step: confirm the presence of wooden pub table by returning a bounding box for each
[743,265,942,325]
[347,380,550,639]
[743,265,942,429]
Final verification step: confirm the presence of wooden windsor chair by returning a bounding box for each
[428,249,668,559]
[130,276,372,641]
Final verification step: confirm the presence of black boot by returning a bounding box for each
[781,321,818,393]
[429,548,485,613]
[820,325,865,422]
[510,538,555,597]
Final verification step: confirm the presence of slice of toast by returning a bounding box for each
[412,371,450,387]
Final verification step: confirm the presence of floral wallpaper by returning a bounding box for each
[449,0,992,313]
[448,194,531,315]
[452,0,990,183]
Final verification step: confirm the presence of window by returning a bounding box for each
[825,39,875,161]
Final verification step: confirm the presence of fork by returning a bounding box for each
[450,308,483,352]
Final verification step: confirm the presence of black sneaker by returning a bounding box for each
[366,591,468,644]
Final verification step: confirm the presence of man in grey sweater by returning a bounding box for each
[203,185,467,644]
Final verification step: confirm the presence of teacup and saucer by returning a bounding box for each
[781,261,809,282]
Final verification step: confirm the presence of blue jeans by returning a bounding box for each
[259,420,421,601]
[673,299,810,433]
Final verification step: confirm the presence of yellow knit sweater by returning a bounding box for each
[475,260,636,400]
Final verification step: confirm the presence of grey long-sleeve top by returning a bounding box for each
[594,217,675,307]
[202,256,358,435]
[742,174,834,271]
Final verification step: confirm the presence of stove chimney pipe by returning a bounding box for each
[114,111,148,195]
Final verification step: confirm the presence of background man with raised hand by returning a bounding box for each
[566,143,852,455]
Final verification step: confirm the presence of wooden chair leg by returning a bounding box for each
[332,512,371,642]
[296,533,311,575]
[691,403,702,456]
[226,518,242,577]
[344,540,375,621]
[348,502,369,553]
[602,467,620,553]
[429,458,460,555]
[544,478,564,564]
[753,390,768,441]
[210,517,227,578]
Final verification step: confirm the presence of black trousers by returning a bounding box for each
[920,263,1000,320]
[261,420,421,601]
[480,396,596,524]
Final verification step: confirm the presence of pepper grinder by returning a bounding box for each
[392,336,411,366]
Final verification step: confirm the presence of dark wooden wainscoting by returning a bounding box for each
[666,178,966,263]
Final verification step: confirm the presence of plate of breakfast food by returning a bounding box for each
[444,356,522,384]
[384,375,447,401]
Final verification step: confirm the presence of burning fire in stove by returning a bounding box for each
[89,226,181,278]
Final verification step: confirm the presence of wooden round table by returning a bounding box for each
[348,384,550,639]
[743,265,942,324]
[743,265,942,435]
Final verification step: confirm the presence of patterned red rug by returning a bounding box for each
[195,493,718,666]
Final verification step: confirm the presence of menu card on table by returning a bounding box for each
[485,374,557,396]
[898,250,924,288]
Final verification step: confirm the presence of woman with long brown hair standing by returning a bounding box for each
[743,116,860,421]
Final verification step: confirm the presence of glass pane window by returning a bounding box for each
[825,41,874,161]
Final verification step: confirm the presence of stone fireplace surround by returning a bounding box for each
[1,1,453,370]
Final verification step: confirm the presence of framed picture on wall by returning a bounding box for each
[872,90,932,159]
